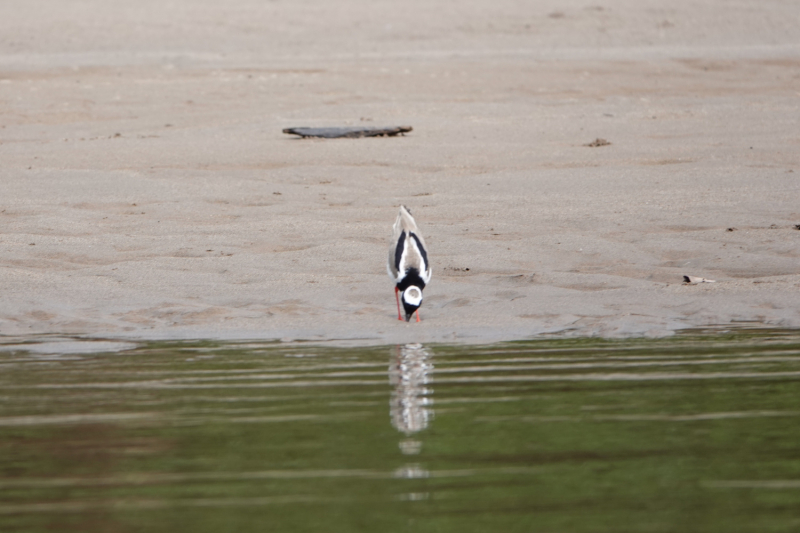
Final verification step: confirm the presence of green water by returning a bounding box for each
[1,330,800,532]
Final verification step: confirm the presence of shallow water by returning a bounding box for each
[1,330,800,532]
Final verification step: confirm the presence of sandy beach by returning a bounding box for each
[1,0,799,345]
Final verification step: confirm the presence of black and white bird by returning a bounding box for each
[388,206,432,322]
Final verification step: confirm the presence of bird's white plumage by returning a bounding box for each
[387,206,432,285]
[403,287,422,306]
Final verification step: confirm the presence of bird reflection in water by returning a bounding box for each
[389,343,433,458]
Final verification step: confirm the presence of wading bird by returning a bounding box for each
[388,206,432,322]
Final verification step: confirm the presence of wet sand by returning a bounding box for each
[1,0,799,344]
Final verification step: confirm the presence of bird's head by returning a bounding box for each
[401,286,423,322]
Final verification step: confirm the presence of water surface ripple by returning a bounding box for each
[1,330,800,532]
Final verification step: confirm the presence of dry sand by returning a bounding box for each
[1,0,799,345]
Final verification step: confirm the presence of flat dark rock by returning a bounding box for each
[282,126,412,138]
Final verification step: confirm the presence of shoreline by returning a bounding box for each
[2,0,799,344]
[2,324,799,354]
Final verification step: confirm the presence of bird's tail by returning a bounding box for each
[396,205,418,233]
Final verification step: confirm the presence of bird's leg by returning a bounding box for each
[416,309,420,323]
[395,287,403,321]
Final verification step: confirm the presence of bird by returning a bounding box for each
[387,205,432,322]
